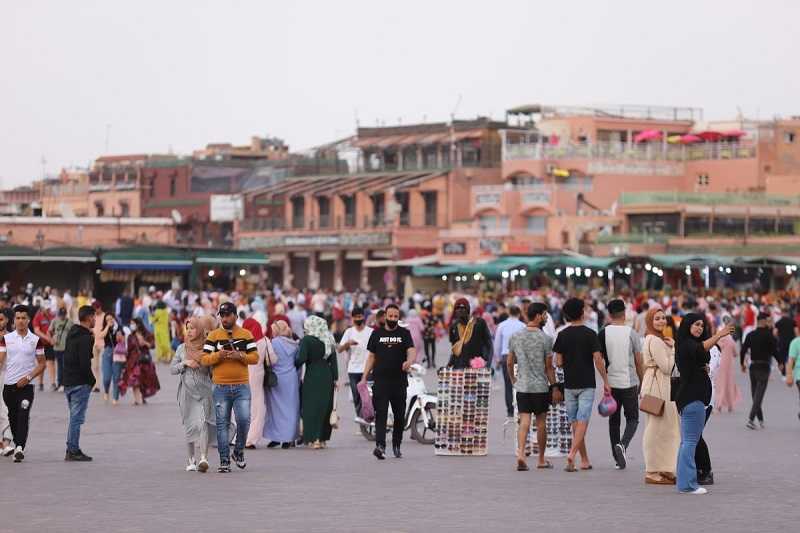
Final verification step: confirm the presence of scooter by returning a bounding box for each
[357,363,438,445]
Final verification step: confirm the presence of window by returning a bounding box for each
[423,191,437,226]
[628,213,680,235]
[342,195,356,227]
[784,131,796,144]
[170,176,176,196]
[749,217,775,235]
[562,176,593,191]
[291,196,305,229]
[478,215,509,231]
[371,193,385,226]
[94,201,105,217]
[119,201,130,218]
[394,191,409,226]
[713,217,745,236]
[697,174,709,187]
[526,215,547,235]
[684,216,710,236]
[149,178,156,198]
[317,197,330,228]
[777,218,799,235]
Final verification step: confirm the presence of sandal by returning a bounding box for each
[580,464,593,470]
[537,461,554,469]
[516,459,529,471]
[564,461,578,472]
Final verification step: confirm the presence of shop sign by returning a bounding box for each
[240,232,391,250]
[474,192,501,207]
[442,242,466,255]
[479,239,502,255]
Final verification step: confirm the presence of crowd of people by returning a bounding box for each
[1,281,798,493]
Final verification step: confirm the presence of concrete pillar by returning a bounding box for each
[416,146,423,170]
[283,253,293,289]
[334,251,344,292]
[436,146,443,168]
[308,252,319,290]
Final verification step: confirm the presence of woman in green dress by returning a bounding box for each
[296,315,338,449]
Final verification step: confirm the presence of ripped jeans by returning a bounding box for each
[213,384,251,463]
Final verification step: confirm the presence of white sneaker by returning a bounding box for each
[1,445,14,457]
[13,446,24,462]
[684,487,708,495]
[186,461,197,472]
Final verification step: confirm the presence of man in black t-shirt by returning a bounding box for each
[774,307,796,375]
[361,304,416,460]
[553,298,610,472]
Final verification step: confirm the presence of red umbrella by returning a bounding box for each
[634,129,662,143]
[721,130,746,138]
[695,131,723,142]
[679,134,703,144]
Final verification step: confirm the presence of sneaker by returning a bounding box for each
[373,446,386,460]
[50,384,58,392]
[682,487,708,495]
[746,419,757,430]
[13,446,24,462]
[392,445,402,459]
[613,443,627,470]
[231,450,246,469]
[1,445,14,457]
[197,458,209,473]
[185,461,197,472]
[57,386,64,392]
[65,449,93,462]
[38,383,44,391]
[217,462,231,473]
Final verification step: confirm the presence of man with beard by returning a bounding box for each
[447,298,492,369]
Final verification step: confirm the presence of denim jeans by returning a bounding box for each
[111,362,125,400]
[500,358,514,417]
[65,384,92,453]
[609,386,640,459]
[101,346,114,394]
[677,400,707,492]
[54,351,65,388]
[348,373,363,416]
[213,384,251,463]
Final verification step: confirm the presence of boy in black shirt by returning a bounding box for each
[554,298,610,472]
[362,304,416,460]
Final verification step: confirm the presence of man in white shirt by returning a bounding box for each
[598,299,644,470]
[0,305,46,462]
[493,306,526,420]
[337,307,373,421]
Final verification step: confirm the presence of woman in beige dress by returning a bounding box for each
[641,308,680,485]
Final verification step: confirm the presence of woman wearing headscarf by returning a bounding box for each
[674,312,733,494]
[641,308,680,485]
[170,316,216,472]
[403,309,425,364]
[264,320,301,448]
[448,298,492,369]
[713,318,741,413]
[296,315,339,449]
[119,317,161,405]
[266,303,290,340]
[152,300,173,363]
[243,318,276,448]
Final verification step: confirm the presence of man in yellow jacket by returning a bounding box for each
[202,302,258,473]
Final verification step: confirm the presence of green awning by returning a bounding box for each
[0,246,96,262]
[195,250,269,266]
[412,265,459,277]
[101,247,193,271]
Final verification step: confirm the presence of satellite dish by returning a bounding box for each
[171,209,183,224]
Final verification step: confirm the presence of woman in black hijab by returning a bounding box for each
[674,312,733,495]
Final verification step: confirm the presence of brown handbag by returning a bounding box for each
[639,340,665,416]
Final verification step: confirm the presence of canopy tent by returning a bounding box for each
[0,246,96,262]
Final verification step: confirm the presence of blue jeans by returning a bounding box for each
[101,347,114,394]
[65,385,92,453]
[213,384,251,463]
[55,351,65,387]
[677,400,707,492]
[565,388,595,422]
[111,362,125,400]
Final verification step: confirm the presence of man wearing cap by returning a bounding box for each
[741,312,781,429]
[202,302,259,472]
[447,298,492,369]
[598,299,644,469]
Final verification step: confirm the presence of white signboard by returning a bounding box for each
[210,194,244,222]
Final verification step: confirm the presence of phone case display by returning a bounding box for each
[512,367,571,457]
[435,368,490,456]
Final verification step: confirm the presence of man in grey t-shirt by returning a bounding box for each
[508,303,559,471]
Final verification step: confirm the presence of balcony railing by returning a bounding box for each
[504,140,757,162]
[240,218,286,231]
[620,191,800,207]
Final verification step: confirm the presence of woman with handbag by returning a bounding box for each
[243,318,276,448]
[118,318,160,405]
[295,315,338,449]
[264,320,301,449]
[641,308,680,485]
[170,316,216,472]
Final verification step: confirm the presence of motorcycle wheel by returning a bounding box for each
[411,403,437,445]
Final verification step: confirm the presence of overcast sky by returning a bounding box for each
[1,0,798,187]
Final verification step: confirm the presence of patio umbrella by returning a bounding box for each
[634,129,662,143]
[667,135,682,144]
[696,131,723,142]
[679,134,703,144]
[721,130,746,138]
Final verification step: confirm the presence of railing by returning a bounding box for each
[620,191,800,207]
[504,140,757,162]
[240,218,286,231]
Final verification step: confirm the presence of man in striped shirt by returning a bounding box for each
[201,302,258,473]
[0,305,46,463]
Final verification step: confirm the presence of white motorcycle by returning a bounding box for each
[357,363,438,445]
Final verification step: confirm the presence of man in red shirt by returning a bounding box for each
[32,307,55,391]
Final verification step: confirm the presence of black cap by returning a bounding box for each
[607,299,626,315]
[218,302,236,316]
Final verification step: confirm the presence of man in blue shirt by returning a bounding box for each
[494,305,526,420]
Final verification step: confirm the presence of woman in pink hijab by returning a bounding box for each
[714,324,741,413]
[243,318,276,448]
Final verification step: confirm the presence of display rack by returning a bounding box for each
[435,368,491,456]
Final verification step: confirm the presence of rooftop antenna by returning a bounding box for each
[450,94,463,123]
